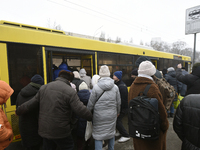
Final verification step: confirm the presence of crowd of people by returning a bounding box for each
[1,56,200,150]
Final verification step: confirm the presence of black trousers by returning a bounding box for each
[43,135,74,150]
[116,109,129,137]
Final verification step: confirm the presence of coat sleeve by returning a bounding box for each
[128,82,134,103]
[118,84,128,110]
[69,93,92,121]
[173,101,184,141]
[16,91,40,115]
[176,68,190,85]
[116,86,121,115]
[157,91,169,132]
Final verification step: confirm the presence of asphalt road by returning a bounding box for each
[6,116,181,150]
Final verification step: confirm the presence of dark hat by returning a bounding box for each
[131,68,138,76]
[135,56,151,67]
[58,70,74,82]
[114,71,122,80]
[31,74,44,85]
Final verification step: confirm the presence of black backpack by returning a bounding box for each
[128,84,160,140]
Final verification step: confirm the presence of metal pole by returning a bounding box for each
[193,33,196,65]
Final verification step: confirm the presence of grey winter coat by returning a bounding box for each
[87,77,121,140]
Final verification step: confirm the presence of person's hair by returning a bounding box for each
[58,70,74,82]
[192,63,200,71]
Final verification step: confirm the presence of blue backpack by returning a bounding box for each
[128,84,160,140]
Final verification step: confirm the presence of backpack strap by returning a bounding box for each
[143,84,151,96]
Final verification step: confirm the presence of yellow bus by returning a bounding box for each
[0,20,191,141]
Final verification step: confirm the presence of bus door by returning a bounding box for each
[151,60,158,69]
[45,48,95,83]
[81,55,93,77]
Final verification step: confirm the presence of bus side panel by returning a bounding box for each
[0,43,20,141]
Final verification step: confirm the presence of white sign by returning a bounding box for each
[185,5,200,34]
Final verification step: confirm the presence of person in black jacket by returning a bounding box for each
[176,63,200,96]
[16,71,93,150]
[173,94,200,150]
[165,67,182,117]
[16,74,44,150]
[113,71,130,143]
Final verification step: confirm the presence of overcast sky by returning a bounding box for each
[1,0,200,51]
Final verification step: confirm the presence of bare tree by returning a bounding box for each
[115,36,121,43]
[99,32,106,41]
[129,38,133,43]
[140,40,144,45]
[150,40,164,51]
[46,18,63,30]
[107,37,112,42]
[171,41,186,54]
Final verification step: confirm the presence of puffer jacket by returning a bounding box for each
[179,70,188,96]
[76,89,91,138]
[176,67,200,96]
[16,77,92,139]
[0,80,14,150]
[79,69,92,89]
[16,83,42,147]
[165,70,181,93]
[173,94,200,150]
[53,63,71,80]
[87,77,121,140]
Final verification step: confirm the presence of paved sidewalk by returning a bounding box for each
[6,115,181,150]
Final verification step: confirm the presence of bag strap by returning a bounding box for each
[143,84,151,96]
[94,86,105,105]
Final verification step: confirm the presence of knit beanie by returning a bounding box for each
[92,75,100,86]
[31,74,44,85]
[79,68,86,77]
[99,65,110,77]
[135,56,151,67]
[114,71,122,80]
[79,82,88,91]
[167,67,175,72]
[138,61,156,76]
[73,71,81,79]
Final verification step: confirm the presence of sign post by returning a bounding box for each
[185,5,200,65]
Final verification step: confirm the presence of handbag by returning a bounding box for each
[85,90,105,141]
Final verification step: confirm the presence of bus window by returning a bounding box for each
[7,43,43,105]
[46,51,94,82]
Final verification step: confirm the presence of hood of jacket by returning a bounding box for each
[20,83,40,97]
[192,66,200,78]
[77,89,90,105]
[97,77,114,91]
[59,63,68,70]
[167,70,176,78]
[0,80,14,105]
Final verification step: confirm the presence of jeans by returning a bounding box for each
[167,103,174,114]
[116,109,129,137]
[43,135,74,150]
[95,137,115,150]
